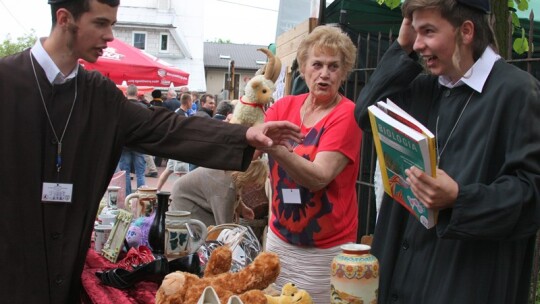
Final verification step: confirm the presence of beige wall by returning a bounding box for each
[205,68,258,98]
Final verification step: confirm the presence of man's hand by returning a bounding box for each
[246,121,303,151]
[397,17,416,54]
[405,166,458,210]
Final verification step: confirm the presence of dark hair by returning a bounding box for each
[151,89,162,99]
[200,94,214,105]
[215,100,234,116]
[402,0,497,61]
[51,0,120,25]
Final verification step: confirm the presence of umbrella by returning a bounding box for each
[79,39,189,87]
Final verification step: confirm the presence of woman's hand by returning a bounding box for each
[405,166,458,210]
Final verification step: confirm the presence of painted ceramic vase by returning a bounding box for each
[330,244,379,304]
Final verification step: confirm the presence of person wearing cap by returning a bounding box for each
[0,0,303,303]
[355,0,540,303]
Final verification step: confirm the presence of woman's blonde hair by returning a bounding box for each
[296,25,357,82]
[231,159,269,192]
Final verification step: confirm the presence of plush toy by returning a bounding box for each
[280,283,299,296]
[156,246,280,304]
[229,48,282,127]
[264,283,314,304]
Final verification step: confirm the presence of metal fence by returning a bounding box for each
[337,12,540,304]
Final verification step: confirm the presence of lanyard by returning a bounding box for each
[30,53,78,176]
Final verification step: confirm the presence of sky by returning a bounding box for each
[0,0,280,45]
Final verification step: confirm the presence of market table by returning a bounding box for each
[81,247,158,304]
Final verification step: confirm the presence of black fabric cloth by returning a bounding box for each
[194,108,213,118]
[149,98,163,107]
[355,42,540,304]
[0,49,255,303]
[127,98,147,109]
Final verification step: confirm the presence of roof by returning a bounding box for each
[204,42,270,70]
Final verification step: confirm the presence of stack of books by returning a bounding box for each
[368,99,438,229]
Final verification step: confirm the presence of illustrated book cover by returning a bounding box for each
[368,99,438,228]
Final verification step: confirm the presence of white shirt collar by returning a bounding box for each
[439,46,501,93]
[30,37,79,85]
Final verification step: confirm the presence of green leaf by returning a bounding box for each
[517,0,529,11]
[513,29,529,54]
[388,0,401,9]
[380,0,401,9]
[511,12,521,28]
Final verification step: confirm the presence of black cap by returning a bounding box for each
[48,0,70,3]
[456,0,490,13]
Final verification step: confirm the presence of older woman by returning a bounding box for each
[263,25,362,303]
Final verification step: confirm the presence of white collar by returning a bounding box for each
[439,46,501,93]
[30,37,79,85]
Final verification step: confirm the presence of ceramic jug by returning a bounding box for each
[330,243,379,304]
[100,186,122,216]
[125,186,158,218]
[165,211,207,260]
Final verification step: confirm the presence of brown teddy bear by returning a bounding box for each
[156,246,280,304]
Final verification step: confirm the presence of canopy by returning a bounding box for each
[80,39,189,87]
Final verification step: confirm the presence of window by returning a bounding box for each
[133,32,146,50]
[160,34,169,52]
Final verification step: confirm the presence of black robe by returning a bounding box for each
[355,42,540,304]
[0,49,254,303]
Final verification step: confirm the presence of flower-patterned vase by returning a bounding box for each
[330,243,379,304]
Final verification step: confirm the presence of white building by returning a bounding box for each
[113,0,206,92]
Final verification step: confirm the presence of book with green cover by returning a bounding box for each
[368,101,438,229]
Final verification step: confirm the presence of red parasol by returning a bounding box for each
[79,39,189,87]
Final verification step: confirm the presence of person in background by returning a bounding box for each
[213,100,234,122]
[354,0,540,303]
[0,0,303,301]
[189,94,218,171]
[190,90,200,115]
[148,90,164,166]
[194,94,216,118]
[137,93,150,107]
[261,25,362,303]
[174,93,193,117]
[169,159,268,226]
[149,89,163,107]
[117,85,147,195]
[155,93,195,190]
[162,89,180,112]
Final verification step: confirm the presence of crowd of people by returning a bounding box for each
[3,0,540,303]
